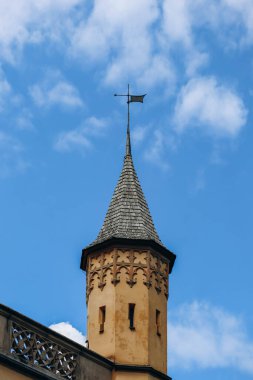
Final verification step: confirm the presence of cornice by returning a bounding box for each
[81,237,176,274]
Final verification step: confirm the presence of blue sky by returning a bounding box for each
[0,1,253,379]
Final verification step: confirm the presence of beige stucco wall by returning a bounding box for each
[112,372,155,380]
[114,268,149,365]
[0,364,32,380]
[148,286,167,372]
[87,267,116,361]
[87,247,169,374]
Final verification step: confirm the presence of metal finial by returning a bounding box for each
[114,85,146,157]
[126,84,131,156]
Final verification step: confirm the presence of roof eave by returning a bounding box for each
[80,237,176,274]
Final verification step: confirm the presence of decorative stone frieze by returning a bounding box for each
[86,249,169,301]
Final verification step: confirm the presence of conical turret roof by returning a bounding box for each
[90,131,162,247]
[81,123,176,274]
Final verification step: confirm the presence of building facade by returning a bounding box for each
[0,124,176,379]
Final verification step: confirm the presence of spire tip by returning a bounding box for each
[126,126,131,156]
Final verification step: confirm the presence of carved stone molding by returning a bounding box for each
[10,322,77,379]
[86,249,169,301]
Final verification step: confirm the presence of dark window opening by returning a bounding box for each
[156,309,161,336]
[99,306,106,333]
[129,303,135,330]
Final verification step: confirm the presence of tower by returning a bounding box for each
[81,96,176,379]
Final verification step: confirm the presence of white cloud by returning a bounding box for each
[210,143,227,165]
[16,109,34,130]
[70,0,175,89]
[71,0,158,60]
[219,0,253,46]
[132,125,148,145]
[0,0,252,83]
[0,131,22,152]
[144,130,169,171]
[160,0,253,78]
[162,0,253,49]
[67,0,253,90]
[49,322,86,346]
[0,68,11,111]
[55,129,91,153]
[174,76,247,137]
[194,169,206,192]
[30,71,83,109]
[137,55,175,90]
[0,0,252,92]
[168,302,253,375]
[0,131,29,178]
[0,0,81,62]
[185,51,209,77]
[162,0,194,48]
[68,0,253,89]
[160,1,213,77]
[54,116,108,153]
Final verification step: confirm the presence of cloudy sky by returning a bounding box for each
[0,1,253,379]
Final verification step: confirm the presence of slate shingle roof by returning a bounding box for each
[90,131,162,246]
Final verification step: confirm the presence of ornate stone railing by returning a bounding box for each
[10,321,77,379]
[0,304,112,380]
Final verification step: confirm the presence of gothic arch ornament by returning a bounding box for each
[86,248,169,301]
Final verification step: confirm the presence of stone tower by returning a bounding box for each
[81,126,176,380]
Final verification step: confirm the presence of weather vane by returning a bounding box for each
[114,84,146,155]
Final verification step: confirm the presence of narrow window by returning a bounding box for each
[99,306,106,333]
[156,309,161,336]
[128,303,135,330]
